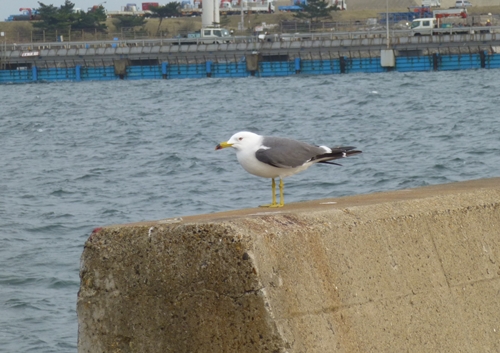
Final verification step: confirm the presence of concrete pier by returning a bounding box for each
[3,30,500,68]
[78,178,500,352]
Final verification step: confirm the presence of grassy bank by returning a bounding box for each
[1,6,499,43]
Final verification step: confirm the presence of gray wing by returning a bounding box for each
[255,136,326,168]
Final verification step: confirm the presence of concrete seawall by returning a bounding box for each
[77,178,500,352]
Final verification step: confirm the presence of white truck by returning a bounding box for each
[176,27,232,44]
[220,1,275,15]
[421,0,440,7]
[107,3,150,17]
[331,0,347,10]
[411,8,471,35]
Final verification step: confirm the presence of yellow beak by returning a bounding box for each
[215,141,233,150]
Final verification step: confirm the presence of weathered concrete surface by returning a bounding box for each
[78,178,500,352]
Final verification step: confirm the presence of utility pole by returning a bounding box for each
[1,32,6,70]
[386,0,390,49]
[240,0,245,31]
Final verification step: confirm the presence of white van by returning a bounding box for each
[455,0,472,7]
[185,28,231,44]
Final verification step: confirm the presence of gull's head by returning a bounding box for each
[215,131,261,151]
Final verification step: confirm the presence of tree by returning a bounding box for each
[147,3,181,35]
[33,0,107,34]
[72,6,107,32]
[112,15,147,32]
[219,14,231,28]
[33,2,68,32]
[293,0,336,24]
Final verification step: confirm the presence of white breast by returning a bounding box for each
[236,149,313,179]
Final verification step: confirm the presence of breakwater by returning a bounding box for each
[2,29,500,83]
[2,52,500,83]
[77,178,500,352]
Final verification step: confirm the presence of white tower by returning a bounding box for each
[202,0,220,27]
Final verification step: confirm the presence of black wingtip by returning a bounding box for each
[346,150,362,156]
[313,147,362,165]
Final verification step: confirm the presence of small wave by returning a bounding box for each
[74,171,102,181]
[25,224,69,234]
[431,163,450,171]
[40,212,74,220]
[5,298,44,310]
[47,278,79,289]
[0,275,40,286]
[50,189,76,197]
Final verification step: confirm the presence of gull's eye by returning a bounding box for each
[238,137,243,141]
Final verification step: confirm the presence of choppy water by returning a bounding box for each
[1,71,500,352]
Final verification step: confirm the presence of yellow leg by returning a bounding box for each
[259,178,282,208]
[271,178,277,206]
[259,178,284,208]
[279,179,285,207]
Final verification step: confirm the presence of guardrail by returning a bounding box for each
[2,27,500,60]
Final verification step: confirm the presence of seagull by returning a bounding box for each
[215,131,361,207]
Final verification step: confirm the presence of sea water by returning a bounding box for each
[1,70,499,352]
